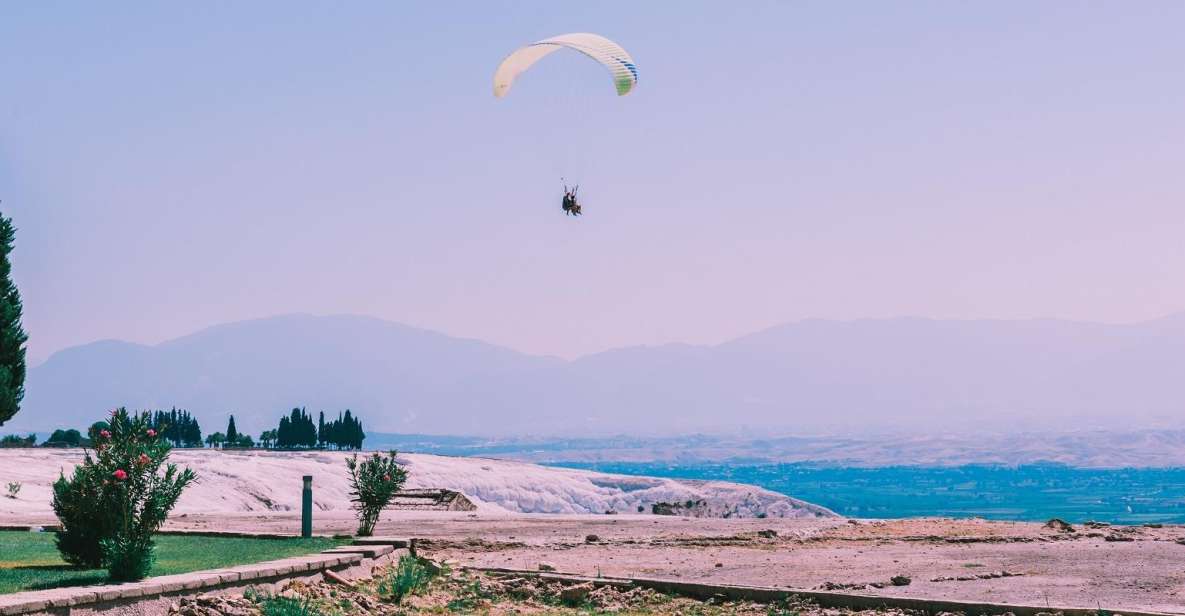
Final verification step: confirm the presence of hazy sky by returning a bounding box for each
[3,2,1184,365]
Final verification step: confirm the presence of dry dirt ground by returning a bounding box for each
[10,511,1177,612]
[172,567,933,616]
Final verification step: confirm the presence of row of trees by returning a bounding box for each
[261,408,365,450]
[319,410,365,450]
[144,408,203,448]
[2,410,205,448]
[203,414,255,448]
[3,407,367,450]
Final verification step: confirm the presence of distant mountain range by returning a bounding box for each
[9,313,1185,437]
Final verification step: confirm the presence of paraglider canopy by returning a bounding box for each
[493,33,638,98]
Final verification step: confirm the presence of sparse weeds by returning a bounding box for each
[4,481,18,498]
[767,598,802,616]
[446,575,495,612]
[376,554,435,604]
[246,588,324,616]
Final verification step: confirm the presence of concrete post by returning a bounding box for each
[301,475,313,538]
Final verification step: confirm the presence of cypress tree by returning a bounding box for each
[0,212,26,428]
[343,410,356,450]
[318,411,326,449]
[226,415,238,444]
[278,416,291,448]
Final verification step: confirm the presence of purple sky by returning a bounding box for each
[3,2,1184,365]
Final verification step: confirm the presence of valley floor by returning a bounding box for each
[9,510,1180,612]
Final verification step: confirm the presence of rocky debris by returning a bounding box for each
[417,537,526,551]
[817,576,914,591]
[1102,526,1143,542]
[816,580,869,591]
[1044,518,1075,533]
[584,534,600,543]
[537,561,557,571]
[559,581,594,604]
[1083,521,1111,529]
[650,534,770,548]
[168,596,257,616]
[892,534,1041,544]
[756,529,778,538]
[651,499,708,516]
[931,570,1025,583]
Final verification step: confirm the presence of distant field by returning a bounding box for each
[0,532,345,594]
[554,462,1185,524]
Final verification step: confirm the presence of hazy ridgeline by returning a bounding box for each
[14,313,1185,436]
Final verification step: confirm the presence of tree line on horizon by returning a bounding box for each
[3,406,366,450]
[254,408,365,450]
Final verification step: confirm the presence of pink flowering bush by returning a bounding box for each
[52,408,196,580]
[345,451,408,536]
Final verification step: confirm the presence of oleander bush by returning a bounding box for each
[345,450,407,536]
[51,408,196,580]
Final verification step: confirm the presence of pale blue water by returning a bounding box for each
[553,462,1185,524]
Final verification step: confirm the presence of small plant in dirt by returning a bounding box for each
[4,481,19,498]
[51,408,196,580]
[345,450,408,536]
[245,588,324,616]
[376,554,435,604]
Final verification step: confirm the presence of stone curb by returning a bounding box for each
[350,536,414,549]
[0,547,370,615]
[466,566,1182,616]
[322,544,395,558]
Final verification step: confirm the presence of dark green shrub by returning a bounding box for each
[345,450,407,536]
[52,463,110,567]
[0,433,34,447]
[44,428,84,447]
[51,408,196,580]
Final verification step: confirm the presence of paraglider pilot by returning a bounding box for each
[562,184,582,216]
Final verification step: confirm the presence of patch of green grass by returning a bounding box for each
[0,531,347,595]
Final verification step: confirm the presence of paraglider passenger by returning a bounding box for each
[562,185,581,216]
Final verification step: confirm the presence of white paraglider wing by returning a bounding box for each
[493,33,638,98]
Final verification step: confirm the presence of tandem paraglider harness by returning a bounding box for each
[562,184,582,216]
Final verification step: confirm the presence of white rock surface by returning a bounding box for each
[0,449,834,519]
